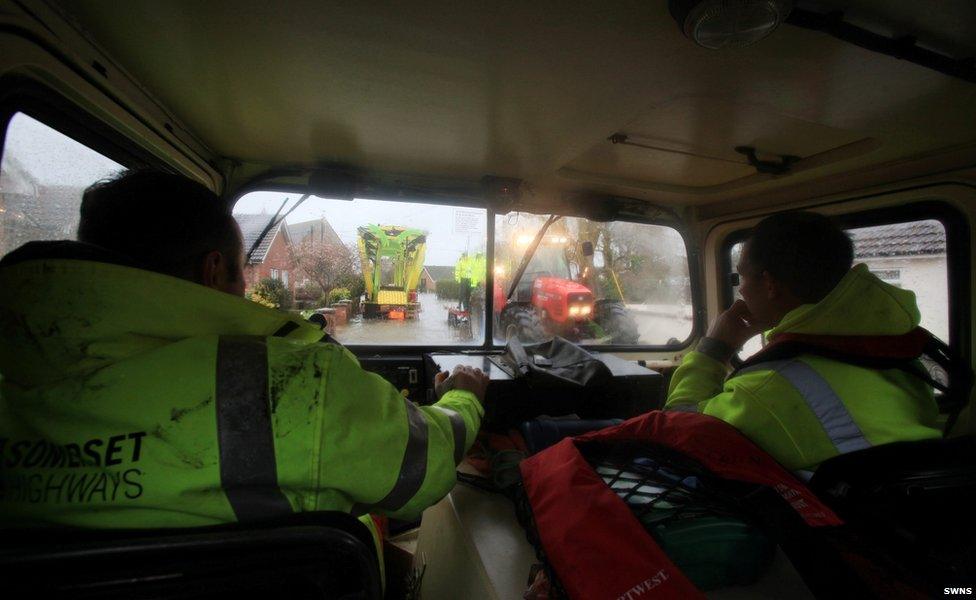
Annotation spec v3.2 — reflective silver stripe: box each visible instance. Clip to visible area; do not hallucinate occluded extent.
[354,399,429,515]
[737,359,871,454]
[434,406,467,465]
[215,336,293,521]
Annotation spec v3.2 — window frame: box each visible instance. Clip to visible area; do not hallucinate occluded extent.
[230,188,703,353]
[0,77,162,173]
[231,185,499,353]
[489,211,702,352]
[719,200,971,357]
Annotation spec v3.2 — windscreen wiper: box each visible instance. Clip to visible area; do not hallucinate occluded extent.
[245,193,311,263]
[506,214,562,301]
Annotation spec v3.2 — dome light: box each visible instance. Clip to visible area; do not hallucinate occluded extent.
[669,0,793,50]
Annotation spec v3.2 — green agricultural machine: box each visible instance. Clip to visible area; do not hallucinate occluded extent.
[357,224,427,319]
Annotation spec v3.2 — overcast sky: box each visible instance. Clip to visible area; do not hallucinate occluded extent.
[1,113,124,186]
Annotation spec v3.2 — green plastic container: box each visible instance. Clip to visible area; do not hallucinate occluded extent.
[648,516,776,591]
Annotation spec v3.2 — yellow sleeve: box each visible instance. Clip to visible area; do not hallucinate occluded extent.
[318,347,483,520]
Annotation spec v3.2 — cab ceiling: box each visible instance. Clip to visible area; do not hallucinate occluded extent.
[53,1,976,206]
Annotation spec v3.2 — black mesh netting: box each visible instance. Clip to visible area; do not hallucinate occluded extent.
[582,441,762,527]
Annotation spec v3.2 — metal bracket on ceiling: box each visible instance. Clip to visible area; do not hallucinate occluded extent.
[608,133,746,165]
[734,146,800,175]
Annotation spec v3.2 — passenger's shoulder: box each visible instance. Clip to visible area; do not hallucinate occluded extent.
[725,363,788,395]
[266,336,361,369]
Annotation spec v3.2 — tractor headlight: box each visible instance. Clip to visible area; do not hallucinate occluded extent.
[568,304,591,317]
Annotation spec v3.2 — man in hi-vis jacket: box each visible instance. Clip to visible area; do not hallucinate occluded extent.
[0,170,488,543]
[666,212,940,476]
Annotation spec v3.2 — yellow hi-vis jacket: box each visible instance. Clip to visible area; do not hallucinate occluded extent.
[470,254,487,288]
[666,264,940,473]
[0,248,482,529]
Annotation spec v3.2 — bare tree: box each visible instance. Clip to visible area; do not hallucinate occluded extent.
[291,241,360,298]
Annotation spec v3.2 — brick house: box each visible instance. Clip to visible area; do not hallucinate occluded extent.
[235,213,297,294]
[420,265,455,293]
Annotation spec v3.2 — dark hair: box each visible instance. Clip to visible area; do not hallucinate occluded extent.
[744,211,853,303]
[78,170,241,282]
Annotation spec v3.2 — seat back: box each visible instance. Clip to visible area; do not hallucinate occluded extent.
[809,436,976,587]
[0,512,382,599]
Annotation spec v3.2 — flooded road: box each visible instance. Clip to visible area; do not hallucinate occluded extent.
[336,293,481,345]
[333,293,693,347]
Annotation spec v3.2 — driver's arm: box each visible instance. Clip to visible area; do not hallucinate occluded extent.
[317,346,484,521]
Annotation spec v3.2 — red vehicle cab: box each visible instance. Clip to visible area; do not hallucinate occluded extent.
[532,277,594,325]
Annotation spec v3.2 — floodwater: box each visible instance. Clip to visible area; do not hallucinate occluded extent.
[336,293,481,345]
[333,293,693,347]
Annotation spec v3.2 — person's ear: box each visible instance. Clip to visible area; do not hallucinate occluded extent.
[200,250,224,289]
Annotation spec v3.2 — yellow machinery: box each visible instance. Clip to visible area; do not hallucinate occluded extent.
[357,224,427,319]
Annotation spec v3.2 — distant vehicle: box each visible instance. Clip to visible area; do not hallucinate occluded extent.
[357,224,427,319]
[495,218,639,344]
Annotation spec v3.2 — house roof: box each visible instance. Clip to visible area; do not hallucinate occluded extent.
[0,156,91,254]
[423,265,455,281]
[287,218,343,247]
[850,221,946,259]
[235,213,288,264]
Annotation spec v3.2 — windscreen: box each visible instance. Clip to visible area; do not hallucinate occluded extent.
[493,212,693,346]
[234,191,487,346]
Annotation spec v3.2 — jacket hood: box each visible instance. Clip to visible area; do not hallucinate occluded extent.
[767,263,921,338]
[0,243,322,387]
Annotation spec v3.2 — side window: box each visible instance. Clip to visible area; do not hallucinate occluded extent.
[728,218,949,360]
[848,220,948,342]
[0,112,125,257]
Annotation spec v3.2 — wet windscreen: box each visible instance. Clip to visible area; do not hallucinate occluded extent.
[493,212,693,346]
[233,192,487,345]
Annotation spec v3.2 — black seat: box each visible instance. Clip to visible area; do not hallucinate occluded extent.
[0,512,382,599]
[809,435,976,590]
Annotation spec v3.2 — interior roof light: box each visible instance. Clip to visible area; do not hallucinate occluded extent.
[669,0,793,50]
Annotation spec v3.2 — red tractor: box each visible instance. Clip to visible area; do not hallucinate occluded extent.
[493,229,639,344]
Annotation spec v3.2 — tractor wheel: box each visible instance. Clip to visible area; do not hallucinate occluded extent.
[500,304,546,343]
[595,301,640,344]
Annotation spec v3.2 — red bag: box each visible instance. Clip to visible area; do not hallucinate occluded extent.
[518,411,842,600]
